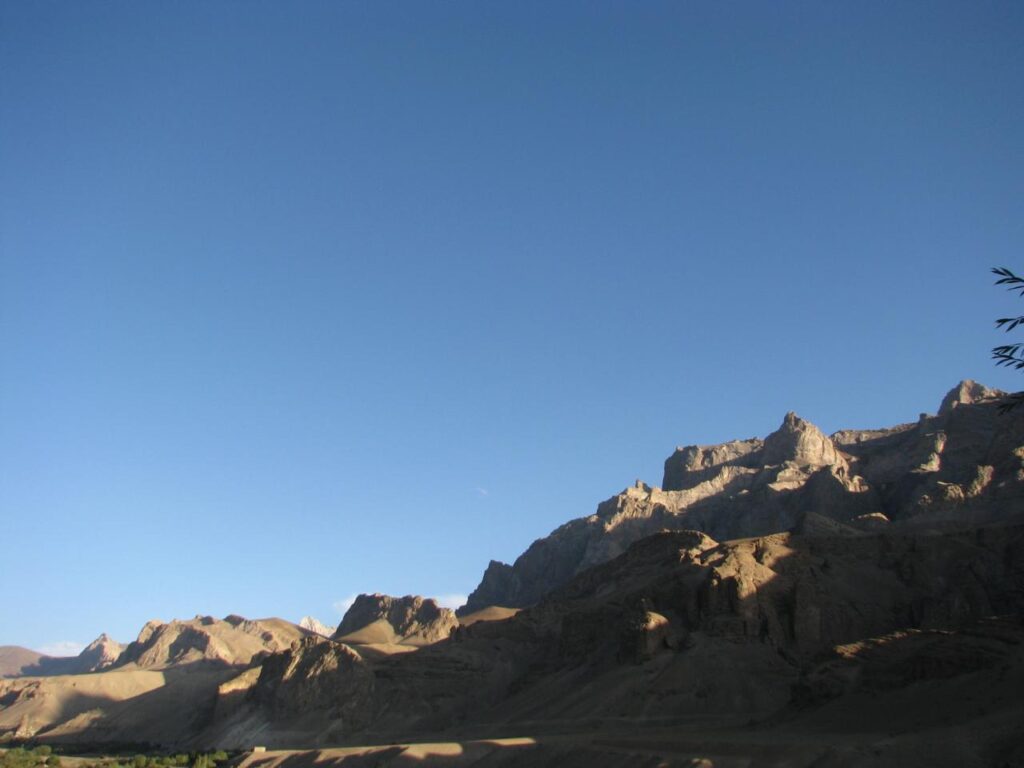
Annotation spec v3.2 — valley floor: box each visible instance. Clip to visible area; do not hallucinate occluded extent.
[230,712,1024,768]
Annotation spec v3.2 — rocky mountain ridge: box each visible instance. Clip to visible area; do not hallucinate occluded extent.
[115,615,313,670]
[2,380,1023,766]
[462,380,1024,614]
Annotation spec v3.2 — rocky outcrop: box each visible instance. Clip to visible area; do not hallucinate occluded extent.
[762,411,845,468]
[333,594,457,646]
[662,437,763,492]
[463,382,1024,614]
[938,378,1002,415]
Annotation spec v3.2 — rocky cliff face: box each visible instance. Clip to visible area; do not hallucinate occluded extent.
[462,381,1024,614]
[333,594,457,646]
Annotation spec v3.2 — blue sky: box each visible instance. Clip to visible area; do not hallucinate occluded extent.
[2,1,1023,654]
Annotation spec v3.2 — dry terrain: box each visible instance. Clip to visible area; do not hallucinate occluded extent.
[3,381,1022,767]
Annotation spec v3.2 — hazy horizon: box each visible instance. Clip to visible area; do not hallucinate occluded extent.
[3,1,1023,654]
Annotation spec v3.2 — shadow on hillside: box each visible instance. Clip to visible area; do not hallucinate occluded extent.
[14,524,1024,763]
[426,523,1024,741]
[8,662,246,748]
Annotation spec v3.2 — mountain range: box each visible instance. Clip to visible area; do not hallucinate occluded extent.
[1,381,1022,767]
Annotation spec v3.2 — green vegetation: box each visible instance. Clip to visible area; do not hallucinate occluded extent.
[1,748,59,768]
[0,749,233,768]
[95,753,231,768]
[993,266,1024,411]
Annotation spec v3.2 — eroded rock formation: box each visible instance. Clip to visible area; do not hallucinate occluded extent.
[463,381,1024,614]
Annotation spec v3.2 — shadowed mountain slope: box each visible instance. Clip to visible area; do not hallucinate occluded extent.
[199,522,1024,752]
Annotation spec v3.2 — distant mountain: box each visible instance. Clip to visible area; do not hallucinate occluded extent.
[115,615,310,670]
[0,634,124,678]
[298,616,334,637]
[0,646,45,678]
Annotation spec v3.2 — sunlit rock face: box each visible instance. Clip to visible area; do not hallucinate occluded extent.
[333,594,458,646]
[298,616,334,637]
[462,381,1024,614]
[762,411,845,469]
[938,379,1001,415]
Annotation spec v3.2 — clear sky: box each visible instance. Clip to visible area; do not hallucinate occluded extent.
[2,1,1023,655]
